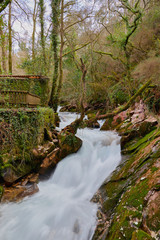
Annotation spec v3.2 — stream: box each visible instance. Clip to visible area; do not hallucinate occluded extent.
[0,112,121,240]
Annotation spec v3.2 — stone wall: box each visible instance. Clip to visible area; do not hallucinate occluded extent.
[0,107,56,184]
[0,76,50,106]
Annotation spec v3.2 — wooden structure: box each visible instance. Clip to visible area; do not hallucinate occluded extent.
[0,90,41,107]
[0,75,50,107]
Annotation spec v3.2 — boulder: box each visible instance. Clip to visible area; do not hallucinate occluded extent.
[101,110,128,131]
[58,132,82,159]
[39,148,60,175]
[1,183,39,203]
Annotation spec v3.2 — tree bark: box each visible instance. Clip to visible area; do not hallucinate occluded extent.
[0,17,7,73]
[39,0,46,73]
[48,0,60,110]
[54,0,64,112]
[96,79,152,120]
[32,0,38,72]
[8,1,12,74]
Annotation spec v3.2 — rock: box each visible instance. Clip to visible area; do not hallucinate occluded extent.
[39,148,60,175]
[58,132,82,159]
[93,122,100,128]
[2,167,23,186]
[131,100,146,124]
[138,117,158,136]
[144,190,160,233]
[27,173,39,184]
[32,142,55,160]
[101,110,128,131]
[1,183,39,203]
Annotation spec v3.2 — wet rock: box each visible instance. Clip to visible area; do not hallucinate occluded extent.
[131,100,146,124]
[144,190,160,234]
[138,117,158,136]
[58,133,82,159]
[2,167,31,186]
[32,142,55,159]
[1,183,39,203]
[93,123,160,239]
[101,110,128,131]
[39,148,60,175]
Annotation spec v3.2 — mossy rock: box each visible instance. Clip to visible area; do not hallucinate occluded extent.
[58,132,82,159]
[101,117,114,131]
[131,230,153,240]
[0,107,56,183]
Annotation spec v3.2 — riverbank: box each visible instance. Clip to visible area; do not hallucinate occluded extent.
[92,102,160,240]
[0,108,82,202]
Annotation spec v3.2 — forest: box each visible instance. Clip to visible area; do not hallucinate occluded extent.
[0,0,159,112]
[0,0,160,240]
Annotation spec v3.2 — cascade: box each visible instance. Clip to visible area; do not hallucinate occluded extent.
[0,112,121,240]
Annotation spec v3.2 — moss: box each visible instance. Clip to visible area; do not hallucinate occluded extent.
[126,129,157,153]
[0,185,4,201]
[151,166,158,173]
[0,76,50,106]
[131,230,153,240]
[105,178,150,240]
[0,107,56,181]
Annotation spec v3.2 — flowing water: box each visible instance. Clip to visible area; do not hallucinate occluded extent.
[0,112,121,240]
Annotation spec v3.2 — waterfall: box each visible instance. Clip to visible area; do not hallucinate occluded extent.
[0,112,121,240]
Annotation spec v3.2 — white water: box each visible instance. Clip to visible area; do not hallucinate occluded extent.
[0,112,121,240]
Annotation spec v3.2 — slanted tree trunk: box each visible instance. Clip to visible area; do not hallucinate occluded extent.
[8,1,12,74]
[95,79,152,120]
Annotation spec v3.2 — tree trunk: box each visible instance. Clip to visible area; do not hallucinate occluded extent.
[39,0,46,73]
[8,1,12,74]
[0,17,7,73]
[48,0,60,110]
[79,58,87,121]
[96,79,152,120]
[32,0,38,72]
[54,0,64,112]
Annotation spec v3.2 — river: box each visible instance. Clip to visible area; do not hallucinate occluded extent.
[0,111,121,240]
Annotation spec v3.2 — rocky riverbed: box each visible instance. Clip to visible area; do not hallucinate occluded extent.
[92,101,160,240]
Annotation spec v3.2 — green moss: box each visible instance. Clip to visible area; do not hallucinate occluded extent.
[0,107,56,180]
[126,129,156,153]
[0,77,50,106]
[105,178,149,240]
[131,230,153,240]
[0,185,4,200]
[151,167,158,173]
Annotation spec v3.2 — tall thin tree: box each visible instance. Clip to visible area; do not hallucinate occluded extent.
[48,0,61,110]
[39,0,47,73]
[8,1,12,74]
